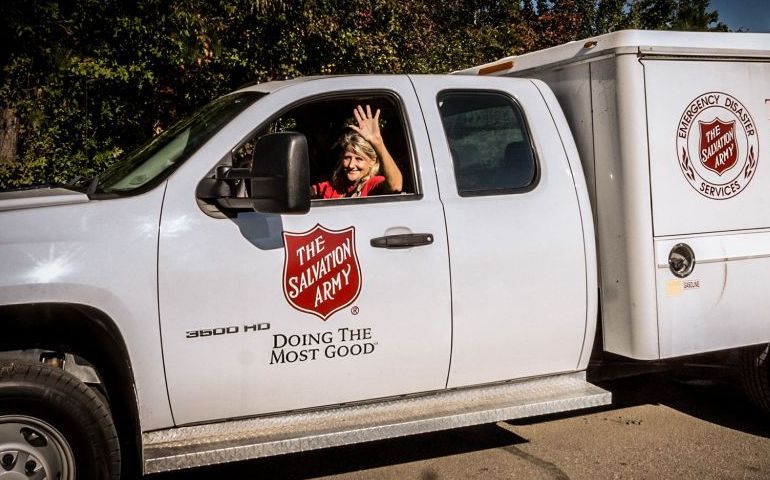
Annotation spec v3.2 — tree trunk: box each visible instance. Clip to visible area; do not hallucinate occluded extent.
[0,108,19,167]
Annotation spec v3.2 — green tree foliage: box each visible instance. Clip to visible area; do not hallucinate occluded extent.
[0,0,726,189]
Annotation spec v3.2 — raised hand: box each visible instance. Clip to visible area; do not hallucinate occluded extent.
[349,105,383,148]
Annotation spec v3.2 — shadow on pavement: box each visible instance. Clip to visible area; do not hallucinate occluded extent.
[599,369,770,439]
[503,363,770,440]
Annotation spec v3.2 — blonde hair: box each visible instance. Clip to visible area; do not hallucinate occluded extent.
[331,131,379,192]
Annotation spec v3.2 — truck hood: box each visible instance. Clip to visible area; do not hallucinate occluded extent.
[0,187,90,212]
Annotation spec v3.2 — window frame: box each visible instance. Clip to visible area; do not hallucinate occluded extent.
[437,89,541,198]
[227,90,424,209]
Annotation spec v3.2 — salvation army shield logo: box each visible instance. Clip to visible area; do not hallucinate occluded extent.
[282,224,361,321]
[699,119,737,175]
[676,92,758,200]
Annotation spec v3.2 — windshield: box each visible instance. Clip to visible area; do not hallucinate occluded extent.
[95,91,263,195]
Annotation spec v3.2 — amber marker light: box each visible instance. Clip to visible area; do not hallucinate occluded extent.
[478,60,514,75]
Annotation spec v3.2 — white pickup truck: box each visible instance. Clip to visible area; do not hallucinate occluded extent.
[1,30,769,478]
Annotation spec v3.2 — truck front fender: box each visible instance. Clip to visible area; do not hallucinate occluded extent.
[0,302,143,475]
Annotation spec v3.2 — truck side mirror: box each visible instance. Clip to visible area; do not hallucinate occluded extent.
[197,132,310,215]
[248,132,311,214]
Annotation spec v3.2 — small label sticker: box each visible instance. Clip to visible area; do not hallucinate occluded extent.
[683,279,701,290]
[667,279,701,297]
[667,279,683,297]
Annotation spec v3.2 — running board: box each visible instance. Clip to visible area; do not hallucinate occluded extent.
[143,371,610,473]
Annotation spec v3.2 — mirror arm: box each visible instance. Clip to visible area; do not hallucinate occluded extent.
[216,165,251,180]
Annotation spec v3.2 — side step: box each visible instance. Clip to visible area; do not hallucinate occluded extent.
[143,371,610,473]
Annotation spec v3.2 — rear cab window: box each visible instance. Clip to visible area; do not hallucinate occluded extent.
[437,91,537,196]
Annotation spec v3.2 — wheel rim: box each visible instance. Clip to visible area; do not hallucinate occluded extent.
[0,416,75,480]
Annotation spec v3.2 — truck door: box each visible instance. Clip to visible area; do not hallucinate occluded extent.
[158,77,451,425]
[410,75,590,387]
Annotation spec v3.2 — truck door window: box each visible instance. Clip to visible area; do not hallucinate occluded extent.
[232,94,416,204]
[437,91,537,196]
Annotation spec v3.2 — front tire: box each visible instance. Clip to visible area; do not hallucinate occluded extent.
[0,361,120,479]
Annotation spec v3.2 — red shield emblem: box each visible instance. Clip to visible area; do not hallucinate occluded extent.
[282,224,361,321]
[699,118,738,176]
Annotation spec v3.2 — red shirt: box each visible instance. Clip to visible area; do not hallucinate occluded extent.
[312,176,386,199]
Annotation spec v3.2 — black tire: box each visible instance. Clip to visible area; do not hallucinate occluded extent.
[0,361,121,479]
[740,343,770,415]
